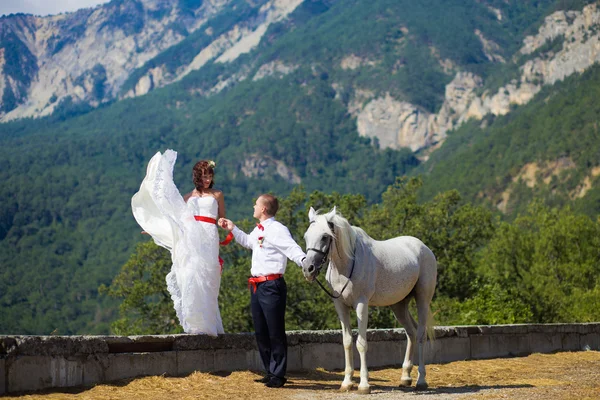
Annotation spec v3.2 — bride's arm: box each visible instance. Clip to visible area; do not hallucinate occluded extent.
[215,190,226,219]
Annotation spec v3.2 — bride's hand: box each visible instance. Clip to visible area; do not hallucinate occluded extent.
[218,218,233,230]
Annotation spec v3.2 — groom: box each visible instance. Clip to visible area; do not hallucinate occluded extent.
[219,194,306,388]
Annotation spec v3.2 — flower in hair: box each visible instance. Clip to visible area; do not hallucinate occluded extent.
[208,160,216,168]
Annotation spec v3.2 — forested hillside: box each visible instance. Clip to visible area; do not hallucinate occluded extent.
[418,62,600,217]
[1,0,599,335]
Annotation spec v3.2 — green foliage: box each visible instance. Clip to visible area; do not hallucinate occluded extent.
[476,202,600,323]
[0,30,37,112]
[1,31,37,87]
[99,241,181,335]
[74,64,108,100]
[178,0,204,10]
[1,88,18,114]
[99,0,145,36]
[433,282,534,325]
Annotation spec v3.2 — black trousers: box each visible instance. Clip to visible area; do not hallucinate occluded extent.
[250,276,287,379]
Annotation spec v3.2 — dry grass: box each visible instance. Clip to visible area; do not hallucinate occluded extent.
[5,351,600,400]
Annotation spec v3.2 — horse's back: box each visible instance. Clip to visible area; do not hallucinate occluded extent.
[365,236,435,306]
[388,236,437,279]
[379,236,434,263]
[398,236,437,291]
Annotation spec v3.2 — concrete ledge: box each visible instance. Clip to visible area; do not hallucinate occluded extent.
[1,323,599,394]
[0,358,5,395]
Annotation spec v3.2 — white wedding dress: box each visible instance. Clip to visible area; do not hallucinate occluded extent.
[131,150,224,336]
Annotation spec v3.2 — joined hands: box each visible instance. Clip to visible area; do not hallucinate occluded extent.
[219,218,234,231]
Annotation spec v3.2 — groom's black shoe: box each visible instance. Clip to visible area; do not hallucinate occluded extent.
[265,376,287,388]
[254,375,272,383]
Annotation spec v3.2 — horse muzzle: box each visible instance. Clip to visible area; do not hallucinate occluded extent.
[302,265,318,281]
[302,258,320,282]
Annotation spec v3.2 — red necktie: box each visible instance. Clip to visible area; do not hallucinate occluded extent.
[257,223,264,231]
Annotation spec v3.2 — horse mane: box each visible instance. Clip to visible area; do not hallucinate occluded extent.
[313,209,365,260]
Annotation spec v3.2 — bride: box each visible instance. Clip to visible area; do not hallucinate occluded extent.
[131,149,226,336]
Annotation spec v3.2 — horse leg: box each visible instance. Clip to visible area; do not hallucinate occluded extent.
[414,292,434,390]
[334,300,354,392]
[390,299,417,387]
[355,299,370,394]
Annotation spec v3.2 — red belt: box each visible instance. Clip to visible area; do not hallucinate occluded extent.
[194,216,234,245]
[194,216,235,272]
[248,274,282,293]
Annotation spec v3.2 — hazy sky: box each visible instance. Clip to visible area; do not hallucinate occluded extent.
[0,0,111,17]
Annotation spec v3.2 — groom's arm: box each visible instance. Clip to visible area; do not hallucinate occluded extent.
[220,218,255,250]
[232,226,255,250]
[270,224,306,267]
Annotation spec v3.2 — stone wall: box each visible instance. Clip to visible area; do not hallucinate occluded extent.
[1,323,599,395]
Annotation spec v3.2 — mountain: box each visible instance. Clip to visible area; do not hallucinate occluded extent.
[0,0,272,119]
[1,0,599,335]
[414,2,600,216]
[417,60,600,217]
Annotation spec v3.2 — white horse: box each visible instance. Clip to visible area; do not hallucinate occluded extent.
[302,207,437,394]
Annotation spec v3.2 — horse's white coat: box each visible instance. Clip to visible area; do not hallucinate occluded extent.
[303,207,437,393]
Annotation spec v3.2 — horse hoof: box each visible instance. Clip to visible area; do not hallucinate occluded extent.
[357,385,371,395]
[339,383,354,392]
[415,382,429,391]
[399,378,412,387]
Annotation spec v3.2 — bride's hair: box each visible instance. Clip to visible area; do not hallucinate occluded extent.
[193,160,215,190]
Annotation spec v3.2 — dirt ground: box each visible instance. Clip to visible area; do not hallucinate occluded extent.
[5,351,600,400]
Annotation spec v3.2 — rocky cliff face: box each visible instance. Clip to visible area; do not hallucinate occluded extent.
[0,0,210,120]
[125,0,303,98]
[355,3,600,156]
[241,154,301,184]
[0,0,304,121]
[0,15,39,115]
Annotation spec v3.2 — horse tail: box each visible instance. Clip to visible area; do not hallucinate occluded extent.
[419,242,437,343]
[426,307,436,343]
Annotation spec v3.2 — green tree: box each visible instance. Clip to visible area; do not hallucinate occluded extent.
[477,202,600,323]
[434,282,534,325]
[99,241,180,335]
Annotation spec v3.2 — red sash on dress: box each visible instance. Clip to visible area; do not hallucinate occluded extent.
[194,215,234,272]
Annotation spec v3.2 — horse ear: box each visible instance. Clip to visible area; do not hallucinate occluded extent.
[308,207,316,222]
[325,206,337,222]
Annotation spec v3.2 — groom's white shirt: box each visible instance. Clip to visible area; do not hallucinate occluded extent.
[232,217,305,276]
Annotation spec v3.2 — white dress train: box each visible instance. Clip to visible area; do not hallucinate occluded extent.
[131,149,224,336]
